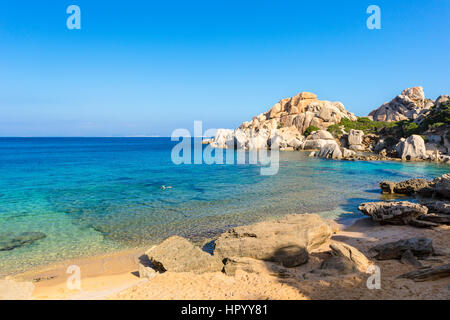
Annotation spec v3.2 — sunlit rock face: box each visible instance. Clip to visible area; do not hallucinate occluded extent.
[210,92,356,150]
[369,86,434,122]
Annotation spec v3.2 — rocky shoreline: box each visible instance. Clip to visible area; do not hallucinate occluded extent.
[3,174,449,300]
[109,174,450,300]
[206,87,450,163]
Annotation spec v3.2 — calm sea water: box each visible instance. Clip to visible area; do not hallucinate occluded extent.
[0,137,448,275]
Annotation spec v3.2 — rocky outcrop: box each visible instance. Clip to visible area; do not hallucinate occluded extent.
[145,236,223,274]
[399,263,450,282]
[316,143,342,159]
[303,130,337,150]
[380,178,431,195]
[395,135,427,160]
[369,238,435,260]
[380,174,450,199]
[347,129,365,151]
[434,173,450,199]
[0,232,46,251]
[209,91,356,150]
[329,242,371,272]
[214,214,333,267]
[419,200,450,215]
[369,87,433,122]
[358,201,428,225]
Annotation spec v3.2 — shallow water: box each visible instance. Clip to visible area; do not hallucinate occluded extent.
[0,137,448,275]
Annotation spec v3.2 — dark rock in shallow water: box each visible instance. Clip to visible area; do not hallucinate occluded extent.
[379,174,450,199]
[369,237,434,260]
[380,179,431,195]
[0,232,46,251]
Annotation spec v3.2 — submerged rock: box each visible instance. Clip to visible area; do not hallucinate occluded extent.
[358,201,428,225]
[145,236,223,274]
[380,178,431,195]
[0,232,46,251]
[214,214,333,267]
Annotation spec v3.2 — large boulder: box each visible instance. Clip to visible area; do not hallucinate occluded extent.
[369,87,433,122]
[347,129,365,151]
[358,201,428,225]
[369,238,435,260]
[214,214,333,267]
[316,143,342,159]
[395,135,427,160]
[145,236,223,274]
[306,130,334,141]
[303,130,337,150]
[329,242,371,272]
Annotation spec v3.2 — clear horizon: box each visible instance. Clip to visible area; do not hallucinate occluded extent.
[1,0,449,137]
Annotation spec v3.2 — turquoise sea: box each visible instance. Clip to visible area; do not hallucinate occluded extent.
[0,137,448,276]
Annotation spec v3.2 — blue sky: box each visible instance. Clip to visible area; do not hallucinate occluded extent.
[0,0,449,137]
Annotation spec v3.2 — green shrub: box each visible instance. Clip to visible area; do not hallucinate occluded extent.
[327,124,343,137]
[403,122,419,136]
[304,125,320,136]
[277,122,284,129]
[339,117,397,134]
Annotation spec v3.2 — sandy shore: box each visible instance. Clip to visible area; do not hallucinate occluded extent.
[4,216,449,300]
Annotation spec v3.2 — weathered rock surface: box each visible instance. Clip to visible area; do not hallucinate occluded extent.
[138,263,158,279]
[0,232,46,251]
[399,263,450,282]
[358,201,428,225]
[214,214,333,267]
[329,242,371,272]
[395,135,427,160]
[319,256,358,275]
[380,174,450,200]
[209,91,356,150]
[347,129,365,151]
[380,178,431,195]
[434,173,450,199]
[316,143,342,159]
[369,87,433,122]
[145,236,223,274]
[303,130,337,150]
[419,200,450,215]
[369,237,434,260]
